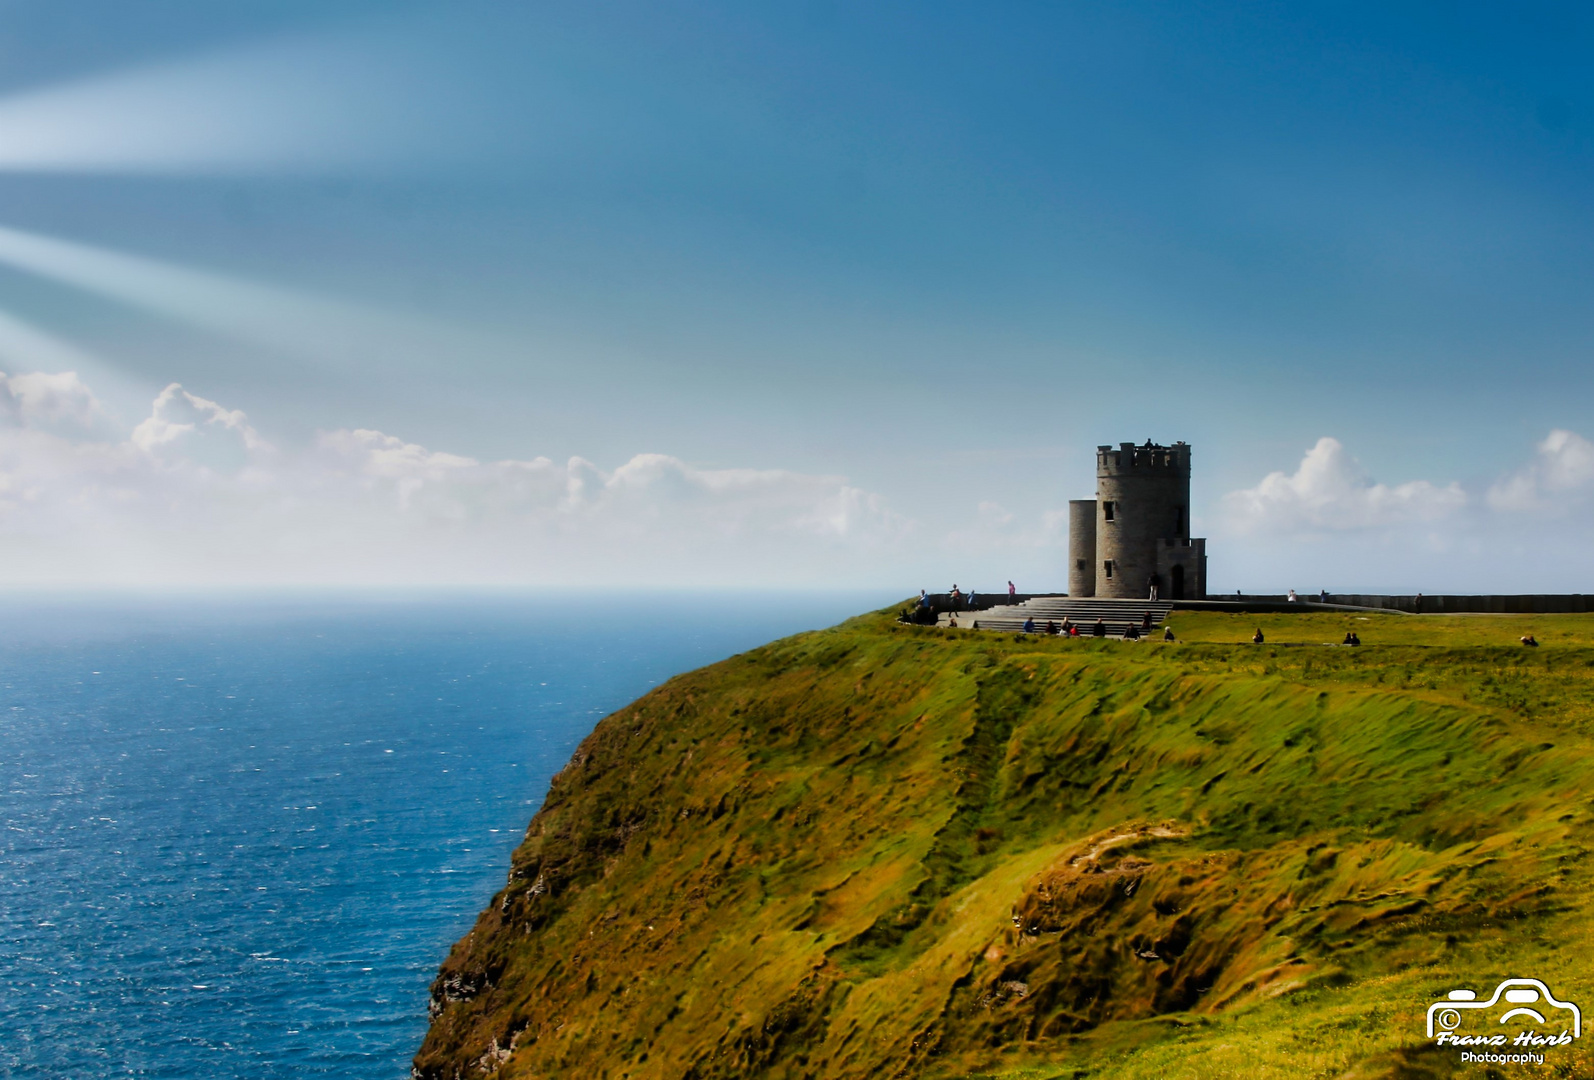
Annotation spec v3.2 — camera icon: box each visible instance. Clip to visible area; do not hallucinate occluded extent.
[1426,979,1581,1038]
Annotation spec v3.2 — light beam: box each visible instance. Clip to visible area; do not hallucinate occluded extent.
[0,222,478,369]
[0,25,494,175]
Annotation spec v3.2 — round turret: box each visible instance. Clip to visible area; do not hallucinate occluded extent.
[1067,500,1097,597]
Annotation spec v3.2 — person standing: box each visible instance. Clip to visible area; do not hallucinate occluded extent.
[1008,580,1016,600]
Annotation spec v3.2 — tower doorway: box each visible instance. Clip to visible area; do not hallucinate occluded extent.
[1171,564,1185,600]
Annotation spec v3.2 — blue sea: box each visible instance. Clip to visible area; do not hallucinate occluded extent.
[0,591,891,1078]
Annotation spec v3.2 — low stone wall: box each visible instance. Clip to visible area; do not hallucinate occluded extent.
[919,592,1064,613]
[1334,594,1587,614]
[1183,594,1590,614]
[910,592,1591,618]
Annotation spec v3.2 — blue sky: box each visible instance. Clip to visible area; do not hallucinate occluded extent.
[0,1,1590,590]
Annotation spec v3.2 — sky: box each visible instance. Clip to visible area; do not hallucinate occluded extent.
[0,0,1591,591]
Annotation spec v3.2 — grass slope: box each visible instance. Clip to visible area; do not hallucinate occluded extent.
[413,607,1594,1080]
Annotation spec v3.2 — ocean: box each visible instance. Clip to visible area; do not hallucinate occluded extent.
[0,590,892,1078]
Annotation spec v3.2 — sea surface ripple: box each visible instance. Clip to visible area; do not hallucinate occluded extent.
[0,591,889,1078]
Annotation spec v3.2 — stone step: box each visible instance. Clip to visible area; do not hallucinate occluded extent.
[938,597,1173,635]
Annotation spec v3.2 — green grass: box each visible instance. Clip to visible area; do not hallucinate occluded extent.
[413,606,1594,1080]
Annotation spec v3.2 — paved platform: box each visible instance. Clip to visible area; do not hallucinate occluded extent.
[938,596,1171,636]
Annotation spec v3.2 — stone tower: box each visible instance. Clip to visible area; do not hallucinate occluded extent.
[1070,441,1206,600]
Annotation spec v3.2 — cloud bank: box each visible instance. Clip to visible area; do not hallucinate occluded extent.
[1487,429,1594,513]
[1222,436,1467,533]
[1214,433,1594,593]
[0,372,913,587]
[3,373,1591,592]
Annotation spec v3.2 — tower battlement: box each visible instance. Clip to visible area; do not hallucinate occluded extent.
[1097,441,1190,474]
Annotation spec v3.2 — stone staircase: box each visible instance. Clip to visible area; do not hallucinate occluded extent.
[938,597,1173,636]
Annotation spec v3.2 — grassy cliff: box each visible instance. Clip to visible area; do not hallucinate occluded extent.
[413,607,1594,1079]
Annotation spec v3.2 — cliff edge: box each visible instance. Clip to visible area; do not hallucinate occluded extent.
[414,607,1594,1079]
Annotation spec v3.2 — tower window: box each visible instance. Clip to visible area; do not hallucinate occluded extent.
[1104,560,1114,579]
[1176,507,1185,534]
[1103,501,1115,521]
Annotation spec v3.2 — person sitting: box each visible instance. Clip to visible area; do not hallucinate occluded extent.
[1092,619,1107,638]
[1349,632,1361,646]
[1521,634,1539,647]
[1287,589,1298,602]
[1252,628,1265,644]
[1046,620,1058,635]
[1342,631,1356,645]
[1141,611,1153,629]
[1068,624,1080,637]
[1163,626,1175,642]
[1023,616,1036,634]
[1124,623,1140,640]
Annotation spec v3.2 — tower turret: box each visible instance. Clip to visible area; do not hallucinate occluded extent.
[1067,500,1097,598]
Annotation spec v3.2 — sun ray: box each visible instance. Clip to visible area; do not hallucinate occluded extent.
[0,23,493,175]
[0,222,484,371]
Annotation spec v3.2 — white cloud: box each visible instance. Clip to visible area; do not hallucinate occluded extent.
[130,383,271,472]
[0,369,108,435]
[17,380,1587,592]
[1215,431,1594,593]
[1487,429,1594,512]
[1222,436,1466,533]
[0,371,914,586]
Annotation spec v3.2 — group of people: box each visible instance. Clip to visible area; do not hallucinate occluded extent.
[1014,614,1173,641]
[940,580,1020,612]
